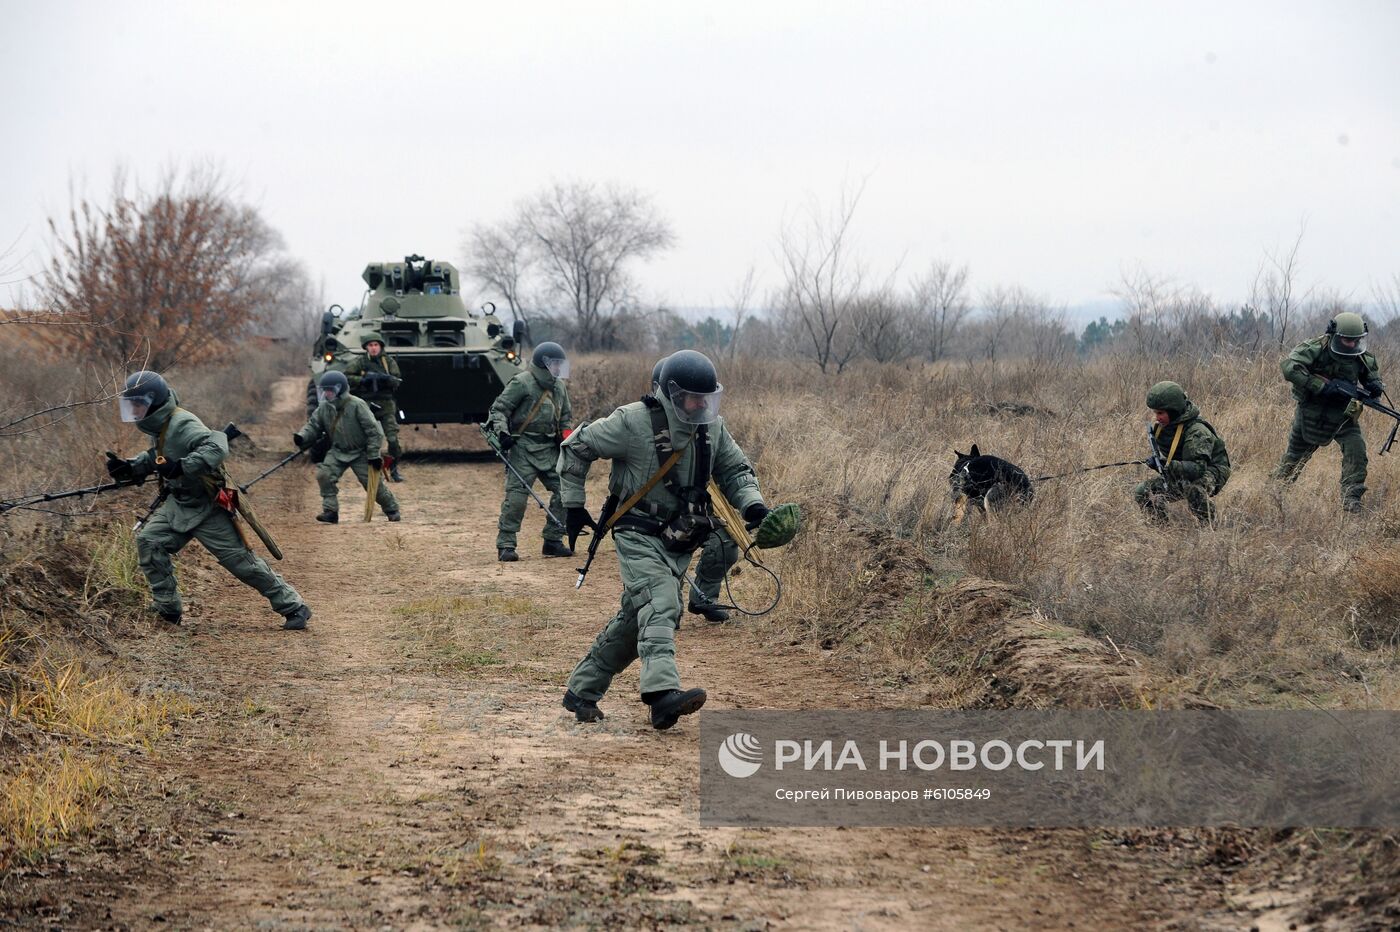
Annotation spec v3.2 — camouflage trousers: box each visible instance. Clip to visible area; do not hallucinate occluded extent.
[567,530,694,701]
[1133,476,1216,523]
[137,505,301,616]
[316,452,399,515]
[1271,410,1367,507]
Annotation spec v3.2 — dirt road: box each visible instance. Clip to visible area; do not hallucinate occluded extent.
[29,380,1259,929]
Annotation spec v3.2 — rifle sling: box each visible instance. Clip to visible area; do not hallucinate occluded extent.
[603,447,685,534]
[514,387,553,437]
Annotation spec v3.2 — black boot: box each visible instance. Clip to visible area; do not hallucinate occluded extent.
[498,548,519,562]
[386,509,402,522]
[150,604,182,626]
[316,510,339,524]
[562,689,604,723]
[688,599,730,622]
[645,688,707,730]
[389,465,404,482]
[281,604,312,631]
[542,539,573,558]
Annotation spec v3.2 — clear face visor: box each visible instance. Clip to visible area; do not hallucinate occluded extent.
[119,395,153,423]
[544,357,571,380]
[666,380,723,425]
[1332,333,1367,356]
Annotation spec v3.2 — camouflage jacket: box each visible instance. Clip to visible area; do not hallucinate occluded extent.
[345,353,402,402]
[1153,403,1231,490]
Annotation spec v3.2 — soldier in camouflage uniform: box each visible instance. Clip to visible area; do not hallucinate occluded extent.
[559,350,771,730]
[106,371,311,630]
[294,371,401,523]
[1272,312,1384,512]
[1132,381,1231,523]
[344,332,405,482]
[488,342,573,562]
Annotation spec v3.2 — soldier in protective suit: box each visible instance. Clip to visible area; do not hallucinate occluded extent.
[1132,381,1231,523]
[1272,312,1384,512]
[344,331,405,481]
[559,350,771,730]
[488,342,572,562]
[649,355,738,622]
[105,371,311,629]
[294,371,401,523]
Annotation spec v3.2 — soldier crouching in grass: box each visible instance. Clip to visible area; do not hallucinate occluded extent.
[1133,381,1231,524]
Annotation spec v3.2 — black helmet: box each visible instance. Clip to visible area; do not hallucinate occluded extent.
[659,350,723,425]
[531,341,570,379]
[119,371,170,422]
[318,370,349,402]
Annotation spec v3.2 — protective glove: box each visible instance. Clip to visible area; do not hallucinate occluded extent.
[743,502,771,530]
[383,454,396,472]
[293,433,305,449]
[1364,380,1386,398]
[1143,455,1166,474]
[566,506,596,547]
[368,457,383,470]
[155,458,184,480]
[498,432,517,451]
[1322,378,1358,399]
[105,451,136,482]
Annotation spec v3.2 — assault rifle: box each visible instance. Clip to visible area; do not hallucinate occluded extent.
[1324,378,1400,456]
[574,494,618,590]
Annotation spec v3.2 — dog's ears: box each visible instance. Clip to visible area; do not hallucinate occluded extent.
[970,443,981,458]
[954,449,966,459]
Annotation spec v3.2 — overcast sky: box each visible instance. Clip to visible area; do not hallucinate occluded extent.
[3,0,1398,316]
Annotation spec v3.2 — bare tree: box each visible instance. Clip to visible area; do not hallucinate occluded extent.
[466,180,675,350]
[1248,225,1311,349]
[907,260,970,362]
[725,265,758,362]
[853,286,911,363]
[774,184,870,373]
[464,219,535,322]
[38,167,297,371]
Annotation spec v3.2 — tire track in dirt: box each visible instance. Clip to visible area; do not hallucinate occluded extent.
[89,377,1244,929]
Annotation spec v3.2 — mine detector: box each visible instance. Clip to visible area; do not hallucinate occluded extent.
[308,255,528,424]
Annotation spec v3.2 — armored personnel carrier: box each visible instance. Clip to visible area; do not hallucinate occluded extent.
[309,255,527,424]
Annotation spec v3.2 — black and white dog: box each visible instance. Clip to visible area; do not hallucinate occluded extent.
[948,444,1034,522]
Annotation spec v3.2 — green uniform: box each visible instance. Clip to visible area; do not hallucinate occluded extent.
[561,398,763,700]
[1272,335,1381,507]
[129,396,302,617]
[345,352,403,459]
[487,365,571,549]
[691,529,738,606]
[1132,383,1231,523]
[295,394,399,516]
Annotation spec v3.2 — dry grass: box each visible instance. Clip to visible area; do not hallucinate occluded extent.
[572,349,1400,709]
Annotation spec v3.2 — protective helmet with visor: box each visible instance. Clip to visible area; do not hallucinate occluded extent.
[1328,312,1368,357]
[119,370,171,423]
[659,350,723,425]
[318,370,349,404]
[531,341,570,380]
